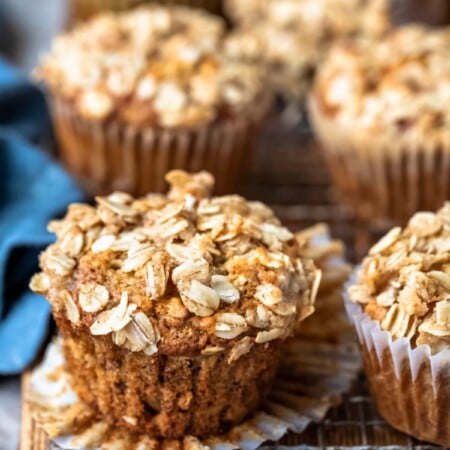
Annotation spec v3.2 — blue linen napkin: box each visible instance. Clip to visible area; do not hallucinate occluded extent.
[0,59,83,375]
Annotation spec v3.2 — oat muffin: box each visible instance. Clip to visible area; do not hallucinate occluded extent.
[30,171,319,439]
[311,25,450,225]
[36,6,269,196]
[71,0,223,23]
[348,207,450,446]
[225,0,389,104]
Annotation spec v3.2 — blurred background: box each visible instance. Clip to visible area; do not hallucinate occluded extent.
[2,1,450,449]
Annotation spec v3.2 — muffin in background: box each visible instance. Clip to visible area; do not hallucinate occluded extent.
[71,0,223,22]
[224,0,389,105]
[310,25,450,226]
[36,6,269,196]
[30,170,320,439]
[347,206,450,446]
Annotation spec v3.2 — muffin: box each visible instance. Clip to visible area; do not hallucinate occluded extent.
[224,0,389,105]
[347,206,450,446]
[35,6,269,196]
[310,25,450,226]
[71,0,223,23]
[29,170,320,439]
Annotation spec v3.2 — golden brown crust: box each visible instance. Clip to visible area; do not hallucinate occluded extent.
[35,6,267,127]
[31,171,318,358]
[349,206,450,354]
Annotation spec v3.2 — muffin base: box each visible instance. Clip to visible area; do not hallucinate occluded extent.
[361,344,450,446]
[345,273,450,447]
[50,95,262,197]
[309,98,450,226]
[57,318,281,439]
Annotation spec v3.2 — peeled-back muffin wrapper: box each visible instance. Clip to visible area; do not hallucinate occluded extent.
[309,97,450,226]
[27,228,361,450]
[344,269,450,447]
[70,0,223,22]
[49,95,267,197]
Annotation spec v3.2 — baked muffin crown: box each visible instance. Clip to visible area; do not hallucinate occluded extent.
[31,171,319,357]
[35,6,267,127]
[314,25,450,135]
[349,205,450,354]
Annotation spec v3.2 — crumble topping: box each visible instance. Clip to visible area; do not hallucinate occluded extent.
[225,0,389,102]
[31,171,319,357]
[349,205,450,354]
[314,25,450,141]
[35,6,267,127]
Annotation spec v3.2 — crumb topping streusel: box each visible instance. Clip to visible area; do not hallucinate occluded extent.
[31,171,319,359]
[35,6,266,127]
[225,0,389,101]
[314,25,450,140]
[349,205,450,354]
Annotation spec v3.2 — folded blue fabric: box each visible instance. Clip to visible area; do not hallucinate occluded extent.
[0,59,83,375]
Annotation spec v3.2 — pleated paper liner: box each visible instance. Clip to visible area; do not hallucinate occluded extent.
[70,0,223,22]
[49,95,268,197]
[25,226,361,450]
[344,270,450,447]
[309,97,450,227]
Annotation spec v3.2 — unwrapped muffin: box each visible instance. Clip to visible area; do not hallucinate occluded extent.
[36,6,269,196]
[347,206,450,446]
[225,0,389,104]
[30,171,320,439]
[310,25,450,225]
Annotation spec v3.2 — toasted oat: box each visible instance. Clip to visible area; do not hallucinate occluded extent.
[255,328,285,343]
[59,225,85,257]
[113,311,160,355]
[215,313,248,339]
[201,346,225,355]
[96,196,139,222]
[122,245,154,273]
[254,283,283,307]
[42,250,76,277]
[145,252,169,299]
[179,280,220,317]
[29,272,51,294]
[436,300,450,325]
[172,259,210,285]
[227,336,253,363]
[90,292,136,335]
[369,227,401,255]
[62,291,80,325]
[79,283,110,313]
[210,275,240,303]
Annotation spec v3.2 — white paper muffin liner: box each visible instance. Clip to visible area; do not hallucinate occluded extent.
[49,95,268,197]
[27,228,361,450]
[309,97,450,226]
[344,269,450,447]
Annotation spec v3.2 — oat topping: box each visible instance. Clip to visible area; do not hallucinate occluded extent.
[35,6,267,127]
[314,25,450,142]
[350,205,450,353]
[31,171,318,357]
[225,0,389,102]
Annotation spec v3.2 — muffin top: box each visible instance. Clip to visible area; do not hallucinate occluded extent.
[35,6,267,128]
[349,206,450,354]
[30,171,319,359]
[225,0,389,101]
[313,25,450,139]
